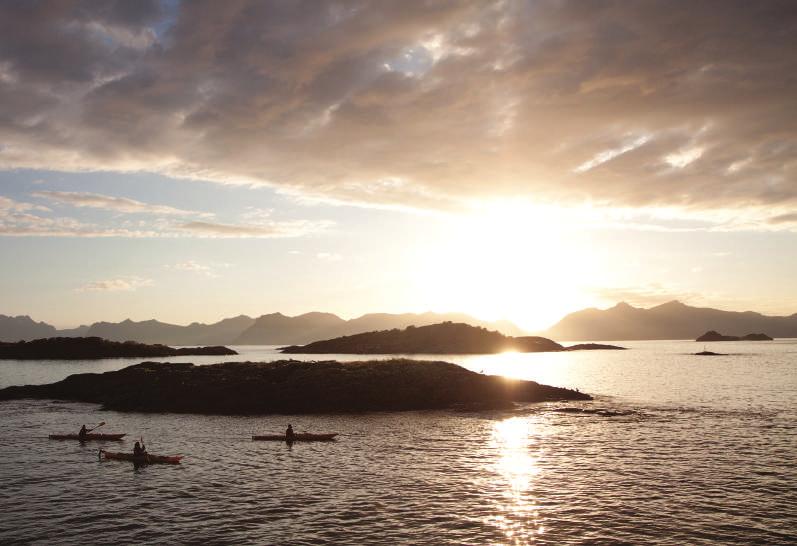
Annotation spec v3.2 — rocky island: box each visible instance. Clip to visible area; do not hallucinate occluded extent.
[0,337,237,360]
[280,322,625,354]
[0,359,591,413]
[564,343,628,351]
[695,331,773,342]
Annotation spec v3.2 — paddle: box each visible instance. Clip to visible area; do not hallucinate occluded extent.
[86,421,106,433]
[138,436,150,463]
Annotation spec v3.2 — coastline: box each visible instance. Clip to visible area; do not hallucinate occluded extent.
[0,358,591,414]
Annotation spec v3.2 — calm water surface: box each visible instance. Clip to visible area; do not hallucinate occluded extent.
[0,340,795,545]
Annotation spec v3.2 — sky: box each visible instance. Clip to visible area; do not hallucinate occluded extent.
[1,0,796,331]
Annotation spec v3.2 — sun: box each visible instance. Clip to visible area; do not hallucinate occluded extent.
[412,200,594,332]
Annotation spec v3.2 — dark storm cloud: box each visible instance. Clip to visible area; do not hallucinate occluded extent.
[0,0,795,219]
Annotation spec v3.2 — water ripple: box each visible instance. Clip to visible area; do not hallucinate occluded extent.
[1,341,796,544]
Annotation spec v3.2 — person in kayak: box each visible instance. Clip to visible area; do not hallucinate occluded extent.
[286,424,295,441]
[133,441,146,457]
[78,425,88,440]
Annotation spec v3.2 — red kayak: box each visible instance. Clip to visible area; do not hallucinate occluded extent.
[252,433,338,442]
[49,433,126,441]
[99,450,183,464]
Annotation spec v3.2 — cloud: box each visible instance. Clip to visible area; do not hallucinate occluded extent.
[574,134,652,173]
[316,252,343,261]
[0,1,795,222]
[76,276,153,292]
[663,147,705,169]
[0,196,49,213]
[0,196,157,236]
[167,260,211,273]
[165,260,229,278]
[32,191,209,217]
[768,213,797,225]
[178,219,332,238]
[0,194,332,238]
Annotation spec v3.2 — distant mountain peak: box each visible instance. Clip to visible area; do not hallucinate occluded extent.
[259,312,286,319]
[2,314,37,322]
[297,311,342,319]
[2,310,525,345]
[546,300,797,341]
[653,300,686,309]
[0,314,57,342]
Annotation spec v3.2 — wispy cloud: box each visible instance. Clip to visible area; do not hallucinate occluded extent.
[0,194,333,238]
[663,147,705,169]
[0,196,157,237]
[316,252,343,262]
[76,276,153,292]
[165,260,230,278]
[178,220,333,238]
[574,134,652,174]
[0,196,49,213]
[32,191,210,217]
[767,213,797,225]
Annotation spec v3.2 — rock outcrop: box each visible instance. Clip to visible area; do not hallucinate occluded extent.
[740,333,774,341]
[0,337,237,360]
[695,331,773,342]
[0,359,592,413]
[564,343,627,351]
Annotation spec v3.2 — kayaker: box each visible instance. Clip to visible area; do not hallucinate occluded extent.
[286,424,295,441]
[78,425,88,440]
[133,441,146,457]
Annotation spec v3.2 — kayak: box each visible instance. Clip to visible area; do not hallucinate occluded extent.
[49,433,126,441]
[99,450,183,464]
[252,433,338,442]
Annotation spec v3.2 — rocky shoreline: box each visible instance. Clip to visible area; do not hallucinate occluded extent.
[0,337,237,360]
[0,359,592,413]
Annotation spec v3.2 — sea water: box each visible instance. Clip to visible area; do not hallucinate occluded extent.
[0,340,794,545]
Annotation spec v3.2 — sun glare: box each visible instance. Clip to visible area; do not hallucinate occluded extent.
[414,201,593,332]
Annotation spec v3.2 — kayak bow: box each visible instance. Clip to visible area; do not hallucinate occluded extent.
[99,450,183,464]
[49,433,126,441]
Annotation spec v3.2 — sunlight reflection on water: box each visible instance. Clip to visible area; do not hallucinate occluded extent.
[487,417,544,545]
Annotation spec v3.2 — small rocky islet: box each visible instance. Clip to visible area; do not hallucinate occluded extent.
[0,359,591,414]
[0,337,237,360]
[695,330,773,342]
